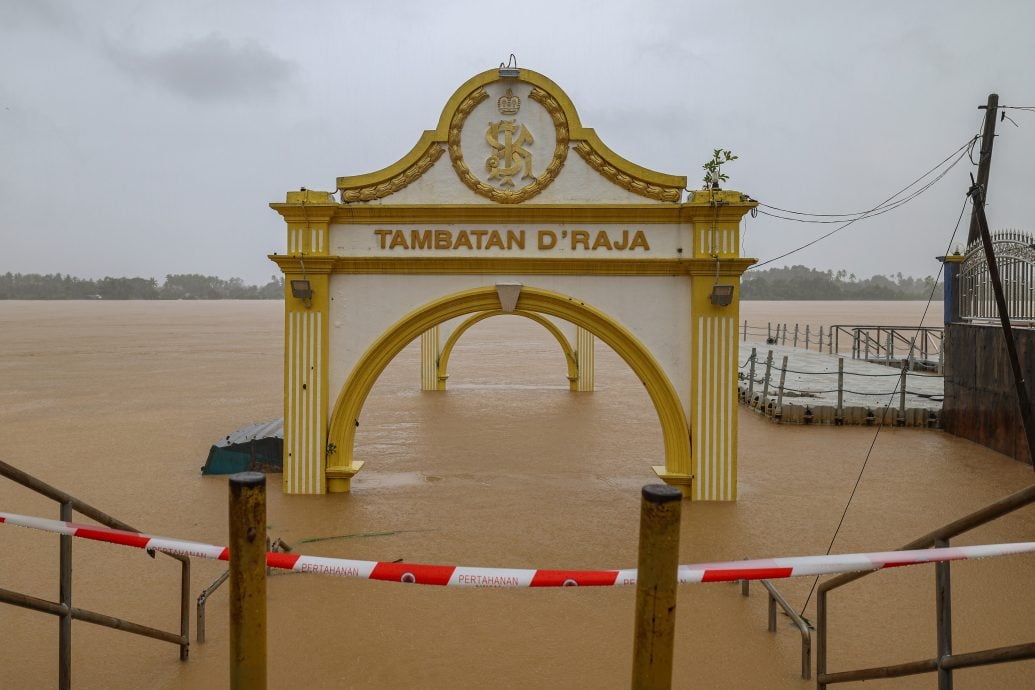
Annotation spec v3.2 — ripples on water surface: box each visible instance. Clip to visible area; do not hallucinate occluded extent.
[0,301,1031,688]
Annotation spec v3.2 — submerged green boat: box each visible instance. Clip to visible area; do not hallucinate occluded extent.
[202,418,283,475]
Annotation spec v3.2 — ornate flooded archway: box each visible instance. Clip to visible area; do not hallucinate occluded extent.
[435,309,579,391]
[270,66,755,499]
[324,286,692,494]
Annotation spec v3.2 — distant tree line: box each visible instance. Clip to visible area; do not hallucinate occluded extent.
[741,265,941,300]
[0,273,284,300]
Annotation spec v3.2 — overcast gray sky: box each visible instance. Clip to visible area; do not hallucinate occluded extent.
[2,0,1033,284]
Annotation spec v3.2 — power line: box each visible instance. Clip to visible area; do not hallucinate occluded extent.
[755,137,977,219]
[797,194,972,618]
[749,138,974,269]
[756,155,963,225]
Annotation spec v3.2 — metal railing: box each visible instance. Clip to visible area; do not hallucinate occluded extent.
[816,483,1035,689]
[741,322,945,372]
[739,348,943,428]
[833,325,944,372]
[739,577,812,680]
[957,229,1035,321]
[0,459,190,689]
[197,535,291,642]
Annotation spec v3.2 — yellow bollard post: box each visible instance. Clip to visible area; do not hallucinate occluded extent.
[229,472,267,689]
[631,484,683,690]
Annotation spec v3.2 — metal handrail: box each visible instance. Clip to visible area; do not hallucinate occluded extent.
[740,578,812,680]
[196,535,293,643]
[816,483,1035,689]
[196,570,229,643]
[0,459,190,689]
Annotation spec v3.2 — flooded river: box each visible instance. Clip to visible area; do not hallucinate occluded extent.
[0,300,1032,688]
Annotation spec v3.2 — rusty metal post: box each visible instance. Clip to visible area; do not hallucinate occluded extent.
[898,360,908,426]
[229,472,267,689]
[935,538,954,690]
[761,350,774,411]
[836,357,845,425]
[58,500,72,690]
[179,558,190,660]
[632,484,682,690]
[747,347,757,401]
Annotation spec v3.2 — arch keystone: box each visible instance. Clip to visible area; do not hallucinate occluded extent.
[496,283,522,312]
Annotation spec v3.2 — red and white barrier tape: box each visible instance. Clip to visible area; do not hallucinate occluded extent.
[2,511,1032,588]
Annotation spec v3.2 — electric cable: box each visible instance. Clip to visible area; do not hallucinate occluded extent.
[751,150,970,269]
[754,137,976,219]
[797,195,971,618]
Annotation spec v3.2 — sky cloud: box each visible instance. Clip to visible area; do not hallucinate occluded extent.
[0,1,1033,284]
[106,33,297,103]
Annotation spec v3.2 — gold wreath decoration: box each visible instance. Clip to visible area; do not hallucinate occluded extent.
[573,142,681,202]
[448,87,569,203]
[340,144,445,202]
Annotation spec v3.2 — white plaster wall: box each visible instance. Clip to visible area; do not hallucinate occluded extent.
[328,274,692,416]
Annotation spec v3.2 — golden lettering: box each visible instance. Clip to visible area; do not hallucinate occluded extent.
[507,230,525,250]
[411,230,432,250]
[591,231,612,251]
[369,228,648,252]
[454,230,473,250]
[629,230,650,251]
[485,230,505,250]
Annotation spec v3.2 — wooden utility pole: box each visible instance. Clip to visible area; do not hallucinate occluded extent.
[966,93,999,245]
[968,183,1035,470]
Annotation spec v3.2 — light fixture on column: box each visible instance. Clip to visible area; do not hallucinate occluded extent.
[709,254,734,306]
[498,54,519,78]
[292,253,313,308]
[710,284,734,306]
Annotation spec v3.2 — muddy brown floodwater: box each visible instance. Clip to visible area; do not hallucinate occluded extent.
[0,300,1032,689]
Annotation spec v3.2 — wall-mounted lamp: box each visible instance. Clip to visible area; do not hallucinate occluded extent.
[498,53,519,78]
[291,279,313,307]
[710,284,735,306]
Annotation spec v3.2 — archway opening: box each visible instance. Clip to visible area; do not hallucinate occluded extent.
[438,310,578,391]
[326,286,692,494]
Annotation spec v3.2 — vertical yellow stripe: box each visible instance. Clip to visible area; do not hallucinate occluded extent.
[712,316,720,498]
[295,312,303,494]
[315,312,323,494]
[710,316,717,500]
[576,327,594,391]
[699,316,707,498]
[723,316,729,498]
[725,316,734,500]
[290,312,299,493]
[307,312,316,493]
[285,313,293,492]
[302,312,309,493]
[420,327,439,390]
[293,311,301,494]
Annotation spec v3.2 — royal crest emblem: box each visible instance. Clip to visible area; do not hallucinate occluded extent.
[485,120,534,187]
[448,85,568,203]
[497,88,520,115]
